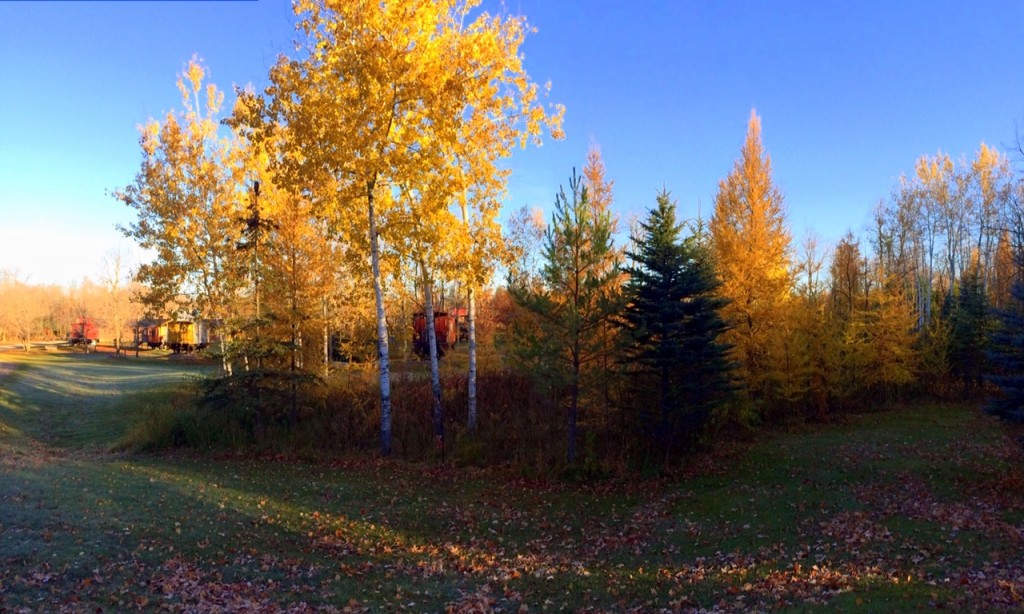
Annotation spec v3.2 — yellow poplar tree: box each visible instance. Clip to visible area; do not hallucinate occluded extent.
[710,110,793,404]
[455,188,506,433]
[972,143,1012,294]
[389,176,460,453]
[117,58,245,373]
[993,230,1015,310]
[251,0,561,455]
[431,5,563,435]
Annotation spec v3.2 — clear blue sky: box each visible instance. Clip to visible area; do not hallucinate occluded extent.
[3,0,1024,286]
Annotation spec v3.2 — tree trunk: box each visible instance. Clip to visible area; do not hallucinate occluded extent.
[466,285,478,432]
[568,345,580,465]
[290,292,300,426]
[422,264,445,459]
[568,379,578,465]
[322,298,330,379]
[368,180,393,456]
[218,311,232,376]
[458,202,478,433]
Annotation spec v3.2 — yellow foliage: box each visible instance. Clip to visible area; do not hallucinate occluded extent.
[266,0,562,286]
[842,286,919,393]
[709,110,793,401]
[117,57,246,322]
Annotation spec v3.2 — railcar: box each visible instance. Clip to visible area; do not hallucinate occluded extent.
[412,311,460,358]
[165,317,220,353]
[135,319,168,349]
[68,317,99,346]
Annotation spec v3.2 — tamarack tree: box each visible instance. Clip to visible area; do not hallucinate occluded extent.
[710,110,793,407]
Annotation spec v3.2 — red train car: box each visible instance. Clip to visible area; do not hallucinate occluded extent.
[412,311,460,358]
[68,317,99,345]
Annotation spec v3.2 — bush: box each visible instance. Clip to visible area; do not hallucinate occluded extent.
[113,380,208,452]
[118,361,745,477]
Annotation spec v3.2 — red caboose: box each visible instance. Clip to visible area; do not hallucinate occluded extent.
[68,317,99,345]
[413,311,460,358]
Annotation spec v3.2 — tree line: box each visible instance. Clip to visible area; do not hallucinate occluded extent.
[501,109,1024,469]
[0,249,139,351]
[38,0,1024,471]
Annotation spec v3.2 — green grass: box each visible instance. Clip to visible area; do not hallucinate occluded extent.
[3,350,1024,611]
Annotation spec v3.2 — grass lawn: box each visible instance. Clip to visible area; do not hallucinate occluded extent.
[2,350,1024,612]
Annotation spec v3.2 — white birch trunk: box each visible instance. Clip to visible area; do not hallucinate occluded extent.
[458,202,478,432]
[220,330,232,376]
[466,285,478,432]
[368,181,392,456]
[422,264,445,454]
[322,299,330,379]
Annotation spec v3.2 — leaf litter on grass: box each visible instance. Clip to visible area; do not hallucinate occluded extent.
[4,353,1024,611]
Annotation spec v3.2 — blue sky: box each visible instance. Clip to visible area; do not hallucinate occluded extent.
[2,0,1024,286]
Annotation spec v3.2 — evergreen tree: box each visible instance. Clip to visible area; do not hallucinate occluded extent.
[510,169,621,465]
[780,294,841,417]
[842,284,918,400]
[621,190,733,459]
[948,267,989,395]
[987,280,1024,421]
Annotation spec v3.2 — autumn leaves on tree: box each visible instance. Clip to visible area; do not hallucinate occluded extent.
[122,0,563,456]
[710,110,792,409]
[113,1,1024,469]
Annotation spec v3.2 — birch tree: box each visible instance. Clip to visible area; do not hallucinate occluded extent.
[250,0,562,455]
[116,58,245,373]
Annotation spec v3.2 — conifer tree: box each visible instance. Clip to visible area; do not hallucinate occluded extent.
[948,265,989,394]
[988,279,1024,421]
[710,110,792,404]
[511,169,621,465]
[621,190,733,458]
[781,294,840,415]
[581,145,622,425]
[778,234,840,415]
[843,284,918,399]
[829,233,866,326]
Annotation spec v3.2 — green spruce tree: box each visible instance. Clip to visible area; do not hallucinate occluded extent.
[987,279,1024,420]
[621,190,734,460]
[948,268,989,395]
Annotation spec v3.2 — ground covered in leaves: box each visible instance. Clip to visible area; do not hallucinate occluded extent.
[2,351,1024,612]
